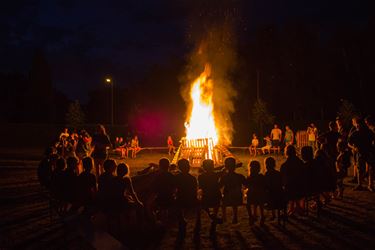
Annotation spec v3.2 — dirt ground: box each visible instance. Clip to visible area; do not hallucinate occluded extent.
[0,148,375,249]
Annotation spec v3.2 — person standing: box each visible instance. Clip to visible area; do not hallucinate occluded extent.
[284,126,294,148]
[270,124,282,154]
[91,124,112,180]
[307,123,318,152]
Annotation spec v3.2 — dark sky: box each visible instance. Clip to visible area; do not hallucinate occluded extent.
[0,0,371,101]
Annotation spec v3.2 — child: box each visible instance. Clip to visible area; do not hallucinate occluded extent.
[175,159,199,240]
[249,133,259,156]
[261,136,272,154]
[219,157,246,224]
[246,160,267,225]
[198,159,223,236]
[77,157,97,209]
[264,157,285,222]
[336,141,351,199]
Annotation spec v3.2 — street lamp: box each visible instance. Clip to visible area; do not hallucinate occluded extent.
[105,77,114,126]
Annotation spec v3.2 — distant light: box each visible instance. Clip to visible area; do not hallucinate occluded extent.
[105,78,112,83]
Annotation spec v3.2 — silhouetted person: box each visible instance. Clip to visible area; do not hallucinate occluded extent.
[63,156,79,206]
[220,157,246,224]
[318,121,340,161]
[301,146,316,196]
[264,157,285,222]
[280,145,305,215]
[348,117,375,191]
[198,159,223,236]
[246,160,266,226]
[336,141,351,198]
[315,149,336,203]
[38,147,58,189]
[92,124,112,180]
[115,163,143,211]
[97,159,117,212]
[175,159,199,240]
[153,158,176,222]
[51,157,66,201]
[77,157,97,209]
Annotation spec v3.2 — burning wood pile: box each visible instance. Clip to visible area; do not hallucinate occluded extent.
[172,64,234,167]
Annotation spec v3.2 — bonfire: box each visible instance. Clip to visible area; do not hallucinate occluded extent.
[173,64,233,167]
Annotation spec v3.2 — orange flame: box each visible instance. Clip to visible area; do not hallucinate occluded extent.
[185,64,219,149]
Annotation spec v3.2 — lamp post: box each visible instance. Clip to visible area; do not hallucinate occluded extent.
[105,78,114,126]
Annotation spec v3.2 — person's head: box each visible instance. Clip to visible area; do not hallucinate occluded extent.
[301,146,314,162]
[117,163,129,177]
[159,157,170,172]
[352,116,365,129]
[103,159,116,174]
[337,140,347,153]
[328,121,336,131]
[310,123,315,128]
[252,133,257,139]
[274,124,278,129]
[224,157,236,172]
[97,124,106,135]
[82,157,93,172]
[177,158,190,174]
[285,145,296,157]
[64,128,68,133]
[202,159,214,172]
[56,157,66,171]
[265,157,276,172]
[115,137,119,142]
[249,160,261,176]
[134,135,138,140]
[168,135,172,140]
[365,115,374,127]
[66,156,79,173]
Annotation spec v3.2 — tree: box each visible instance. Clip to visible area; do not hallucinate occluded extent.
[252,99,275,136]
[65,100,85,128]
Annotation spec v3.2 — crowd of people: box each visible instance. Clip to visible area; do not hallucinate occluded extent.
[36,115,375,241]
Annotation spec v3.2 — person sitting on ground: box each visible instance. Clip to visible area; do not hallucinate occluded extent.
[153,158,176,222]
[77,157,97,210]
[245,160,267,226]
[63,157,79,206]
[198,159,223,236]
[115,163,143,212]
[249,133,259,156]
[264,157,285,222]
[280,145,305,215]
[219,157,246,224]
[91,124,112,180]
[167,136,176,156]
[174,158,200,240]
[270,124,282,154]
[261,136,272,154]
[38,147,58,189]
[336,141,351,199]
[97,159,117,212]
[51,157,67,201]
[130,135,141,158]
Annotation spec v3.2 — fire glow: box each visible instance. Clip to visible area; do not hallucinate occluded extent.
[184,64,218,159]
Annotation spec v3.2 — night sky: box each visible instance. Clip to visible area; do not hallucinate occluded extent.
[0,0,372,102]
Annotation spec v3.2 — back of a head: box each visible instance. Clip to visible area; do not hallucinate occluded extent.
[365,115,374,126]
[224,157,236,172]
[159,157,170,172]
[82,157,93,172]
[202,159,214,172]
[97,124,106,135]
[249,160,261,175]
[66,156,78,171]
[285,145,296,157]
[265,157,276,171]
[117,163,129,177]
[301,146,314,162]
[56,158,66,171]
[177,158,190,173]
[103,159,116,173]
